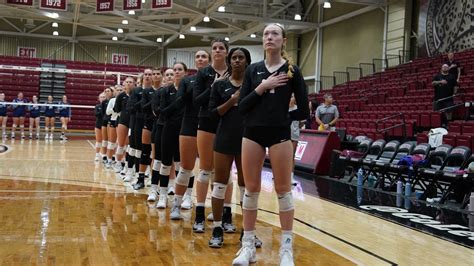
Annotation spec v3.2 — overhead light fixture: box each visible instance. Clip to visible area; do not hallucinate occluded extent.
[190,26,197,32]
[112,36,118,41]
[217,6,225,12]
[122,19,129,25]
[52,31,59,36]
[117,28,123,33]
[294,14,301,21]
[156,37,163,43]
[250,33,256,38]
[179,34,185,39]
[323,1,331,8]
[128,10,135,15]
[141,0,145,3]
[203,16,210,22]
[47,12,59,19]
[52,22,58,28]
[224,37,230,41]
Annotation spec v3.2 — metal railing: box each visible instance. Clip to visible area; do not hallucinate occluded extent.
[347,67,362,81]
[433,93,465,112]
[386,54,401,68]
[334,71,349,85]
[360,63,375,76]
[375,112,407,139]
[321,75,335,90]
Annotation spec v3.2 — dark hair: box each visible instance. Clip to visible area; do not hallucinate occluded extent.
[227,47,252,67]
[211,38,229,52]
[174,61,188,72]
[152,67,162,73]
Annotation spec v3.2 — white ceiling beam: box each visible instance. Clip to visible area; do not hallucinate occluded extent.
[1,17,23,32]
[72,0,81,40]
[75,37,159,47]
[211,12,317,28]
[28,22,49,33]
[0,30,73,41]
[319,5,379,28]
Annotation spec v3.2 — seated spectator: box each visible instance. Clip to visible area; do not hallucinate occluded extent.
[316,93,339,131]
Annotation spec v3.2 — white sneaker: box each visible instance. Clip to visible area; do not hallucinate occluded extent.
[120,166,128,176]
[147,189,158,202]
[94,154,101,162]
[181,194,193,210]
[232,237,257,265]
[36,134,40,139]
[279,247,294,266]
[113,163,123,173]
[170,202,182,220]
[156,193,167,209]
[123,171,134,182]
[49,134,53,140]
[105,161,112,169]
[44,134,48,140]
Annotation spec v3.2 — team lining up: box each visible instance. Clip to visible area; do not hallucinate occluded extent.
[7,24,310,266]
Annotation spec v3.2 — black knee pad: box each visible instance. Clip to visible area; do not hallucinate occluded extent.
[140,144,152,165]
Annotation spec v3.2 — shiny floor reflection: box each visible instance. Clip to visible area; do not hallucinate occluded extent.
[0,180,351,265]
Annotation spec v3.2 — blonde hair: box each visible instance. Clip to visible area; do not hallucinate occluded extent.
[266,23,295,78]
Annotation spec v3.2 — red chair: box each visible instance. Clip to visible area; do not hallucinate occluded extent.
[443,134,457,147]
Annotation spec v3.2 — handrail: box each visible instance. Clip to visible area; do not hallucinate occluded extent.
[433,93,464,110]
[375,112,407,140]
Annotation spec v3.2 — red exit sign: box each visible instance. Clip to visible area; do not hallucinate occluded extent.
[17,47,37,58]
[112,53,129,65]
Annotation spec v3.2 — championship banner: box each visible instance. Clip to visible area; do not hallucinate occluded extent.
[123,0,141,10]
[152,0,172,9]
[96,0,114,12]
[6,0,33,6]
[17,47,37,58]
[40,0,67,11]
[111,53,129,65]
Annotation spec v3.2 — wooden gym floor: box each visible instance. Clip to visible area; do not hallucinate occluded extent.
[0,139,471,265]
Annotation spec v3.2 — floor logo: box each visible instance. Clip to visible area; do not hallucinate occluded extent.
[0,144,8,154]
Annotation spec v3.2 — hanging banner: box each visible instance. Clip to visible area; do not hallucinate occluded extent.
[17,47,37,58]
[6,0,33,6]
[96,0,114,12]
[40,0,67,11]
[123,0,141,10]
[151,0,172,9]
[112,53,129,65]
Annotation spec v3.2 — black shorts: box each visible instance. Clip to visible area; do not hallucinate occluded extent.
[243,126,291,148]
[180,116,199,137]
[214,125,244,155]
[108,120,117,128]
[30,114,40,119]
[102,118,109,127]
[161,122,181,165]
[119,114,130,128]
[143,118,155,131]
[198,116,218,134]
[45,114,55,118]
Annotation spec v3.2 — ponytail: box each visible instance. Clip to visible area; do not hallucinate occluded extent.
[281,47,294,79]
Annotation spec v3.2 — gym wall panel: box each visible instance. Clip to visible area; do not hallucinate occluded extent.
[0,36,72,60]
[300,31,317,77]
[321,9,384,76]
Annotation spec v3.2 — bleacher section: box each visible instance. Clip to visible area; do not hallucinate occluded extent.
[312,49,474,148]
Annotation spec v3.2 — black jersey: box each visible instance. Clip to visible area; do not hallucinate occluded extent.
[177,75,199,118]
[151,87,166,125]
[160,84,184,124]
[239,61,309,127]
[127,87,144,119]
[101,99,110,121]
[114,92,129,115]
[95,103,103,124]
[210,80,242,130]
[142,87,156,121]
[193,65,229,118]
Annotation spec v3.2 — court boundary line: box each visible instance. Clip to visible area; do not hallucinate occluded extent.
[86,139,96,149]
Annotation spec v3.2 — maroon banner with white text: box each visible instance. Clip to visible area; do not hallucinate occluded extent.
[123,0,141,10]
[7,0,33,6]
[40,0,67,11]
[96,0,114,12]
[152,0,172,9]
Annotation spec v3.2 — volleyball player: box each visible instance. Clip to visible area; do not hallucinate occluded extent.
[207,47,251,248]
[11,92,28,139]
[113,77,133,173]
[58,95,72,140]
[101,87,113,163]
[44,95,56,140]
[134,69,160,190]
[127,69,148,187]
[0,92,7,138]
[28,95,41,139]
[105,87,121,168]
[155,62,187,208]
[148,68,170,200]
[94,93,106,161]
[192,38,233,232]
[169,50,210,215]
[232,24,309,266]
